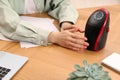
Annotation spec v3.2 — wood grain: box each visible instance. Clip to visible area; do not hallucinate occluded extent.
[0,5,119,80]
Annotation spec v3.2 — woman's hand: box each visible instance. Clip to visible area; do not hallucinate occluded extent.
[48,28,89,51]
[60,22,85,33]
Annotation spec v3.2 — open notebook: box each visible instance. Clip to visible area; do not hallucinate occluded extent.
[0,51,28,80]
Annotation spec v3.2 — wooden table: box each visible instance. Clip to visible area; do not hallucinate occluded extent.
[0,5,120,80]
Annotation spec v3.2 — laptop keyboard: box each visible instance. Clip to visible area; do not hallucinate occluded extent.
[0,66,11,79]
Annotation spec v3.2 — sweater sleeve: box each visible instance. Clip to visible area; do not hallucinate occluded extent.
[47,0,79,25]
[0,2,51,46]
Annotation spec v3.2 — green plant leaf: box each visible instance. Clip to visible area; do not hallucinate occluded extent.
[67,60,111,80]
[74,64,84,71]
[74,71,87,77]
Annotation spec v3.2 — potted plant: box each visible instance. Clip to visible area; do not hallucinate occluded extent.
[67,60,111,80]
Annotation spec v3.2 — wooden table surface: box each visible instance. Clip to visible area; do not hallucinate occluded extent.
[0,5,120,80]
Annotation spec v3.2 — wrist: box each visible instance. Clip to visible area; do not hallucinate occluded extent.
[60,22,74,31]
[60,22,73,28]
[48,32,57,43]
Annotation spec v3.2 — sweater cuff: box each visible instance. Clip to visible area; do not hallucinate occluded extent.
[59,21,74,28]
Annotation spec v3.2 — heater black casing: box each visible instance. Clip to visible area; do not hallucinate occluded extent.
[85,8,110,51]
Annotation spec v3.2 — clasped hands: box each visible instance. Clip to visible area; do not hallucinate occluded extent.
[48,22,89,51]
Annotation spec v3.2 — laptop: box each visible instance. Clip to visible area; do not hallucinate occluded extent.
[0,51,28,80]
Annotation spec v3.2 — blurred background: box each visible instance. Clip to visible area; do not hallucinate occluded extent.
[71,0,120,9]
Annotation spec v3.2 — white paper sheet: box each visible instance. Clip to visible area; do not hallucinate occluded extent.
[102,52,120,72]
[0,16,58,48]
[20,16,58,31]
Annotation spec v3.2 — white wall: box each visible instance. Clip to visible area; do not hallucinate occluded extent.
[71,0,120,9]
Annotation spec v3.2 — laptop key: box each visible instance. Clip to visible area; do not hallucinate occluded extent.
[0,66,11,79]
[0,74,4,78]
[2,72,8,75]
[2,68,6,71]
[6,69,11,72]
[0,67,2,69]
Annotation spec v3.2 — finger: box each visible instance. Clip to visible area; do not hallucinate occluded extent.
[67,41,87,50]
[76,27,85,33]
[68,28,78,32]
[68,45,80,51]
[83,42,89,47]
[67,43,82,51]
[62,25,74,30]
[71,25,85,33]
[71,33,88,41]
[69,27,83,33]
[68,43,87,51]
[78,29,85,33]
[69,37,89,48]
[62,39,88,51]
[69,37,83,45]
